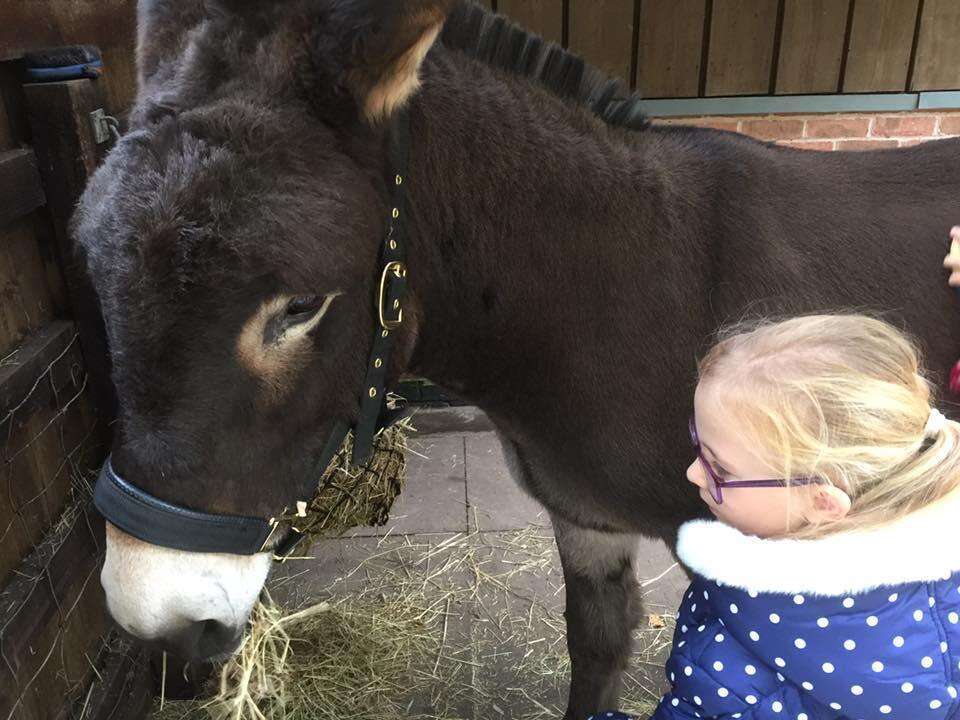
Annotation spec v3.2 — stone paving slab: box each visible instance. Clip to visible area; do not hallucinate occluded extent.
[390,434,468,534]
[347,433,469,537]
[409,405,496,435]
[465,433,551,532]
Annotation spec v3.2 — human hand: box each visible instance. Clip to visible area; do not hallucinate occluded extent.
[943,226,960,288]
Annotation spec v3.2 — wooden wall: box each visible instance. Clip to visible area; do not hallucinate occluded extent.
[0,2,138,718]
[482,0,960,98]
[0,1,138,118]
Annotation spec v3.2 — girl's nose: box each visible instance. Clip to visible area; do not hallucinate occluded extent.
[687,458,706,488]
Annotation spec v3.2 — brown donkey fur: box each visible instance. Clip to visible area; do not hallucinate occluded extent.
[73,1,960,716]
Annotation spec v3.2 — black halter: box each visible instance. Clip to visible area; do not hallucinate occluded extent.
[94,112,413,557]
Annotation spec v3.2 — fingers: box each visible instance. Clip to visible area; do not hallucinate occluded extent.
[946,227,960,269]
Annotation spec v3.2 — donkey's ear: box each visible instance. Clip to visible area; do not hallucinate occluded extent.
[136,0,208,85]
[309,0,453,125]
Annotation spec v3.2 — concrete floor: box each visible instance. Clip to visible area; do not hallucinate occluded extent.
[268,408,687,719]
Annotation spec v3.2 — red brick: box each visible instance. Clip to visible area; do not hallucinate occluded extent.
[778,140,835,151]
[939,116,960,136]
[805,117,871,139]
[739,118,806,141]
[667,117,742,132]
[702,120,741,133]
[872,115,937,138]
[836,139,900,152]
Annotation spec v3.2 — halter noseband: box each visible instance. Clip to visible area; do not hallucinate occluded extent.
[94,112,413,558]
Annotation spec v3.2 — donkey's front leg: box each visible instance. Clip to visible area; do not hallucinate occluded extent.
[552,514,643,720]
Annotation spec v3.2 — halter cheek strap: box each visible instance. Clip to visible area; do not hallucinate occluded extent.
[94,112,412,557]
[352,109,411,465]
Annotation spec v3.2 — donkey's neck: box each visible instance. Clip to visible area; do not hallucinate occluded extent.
[404,51,701,437]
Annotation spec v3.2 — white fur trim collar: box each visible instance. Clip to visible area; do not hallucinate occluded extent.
[677,488,960,596]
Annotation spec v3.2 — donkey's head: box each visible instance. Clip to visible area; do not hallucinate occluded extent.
[73,0,451,659]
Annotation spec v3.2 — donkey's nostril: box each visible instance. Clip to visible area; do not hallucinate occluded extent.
[194,618,243,660]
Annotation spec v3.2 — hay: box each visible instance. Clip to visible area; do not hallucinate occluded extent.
[289,419,411,542]
[151,522,677,720]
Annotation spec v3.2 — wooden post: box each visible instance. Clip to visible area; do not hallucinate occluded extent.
[23,68,212,714]
[69,639,154,720]
[22,77,117,431]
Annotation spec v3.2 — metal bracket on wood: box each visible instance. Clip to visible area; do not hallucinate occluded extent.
[89,109,120,144]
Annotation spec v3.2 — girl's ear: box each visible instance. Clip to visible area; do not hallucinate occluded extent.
[805,484,852,523]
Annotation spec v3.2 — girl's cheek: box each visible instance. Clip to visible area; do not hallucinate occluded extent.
[686,460,705,488]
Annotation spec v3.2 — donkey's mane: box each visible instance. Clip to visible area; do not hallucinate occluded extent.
[441,1,650,131]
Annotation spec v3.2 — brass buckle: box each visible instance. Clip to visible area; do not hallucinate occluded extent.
[378,261,407,331]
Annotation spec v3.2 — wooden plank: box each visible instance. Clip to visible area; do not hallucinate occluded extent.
[911,0,960,91]
[776,0,850,94]
[0,215,58,358]
[706,0,780,96]
[99,45,140,124]
[843,0,920,92]
[0,392,96,587]
[497,0,564,44]
[0,1,133,62]
[0,62,30,153]
[0,321,82,424]
[29,209,69,319]
[637,0,707,98]
[63,638,153,720]
[0,93,14,153]
[568,0,635,83]
[0,502,106,720]
[0,149,45,228]
[24,80,117,427]
[0,1,137,120]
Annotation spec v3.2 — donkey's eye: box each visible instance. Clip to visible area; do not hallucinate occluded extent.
[286,295,325,318]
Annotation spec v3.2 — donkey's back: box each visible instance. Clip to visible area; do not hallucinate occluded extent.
[666,127,960,382]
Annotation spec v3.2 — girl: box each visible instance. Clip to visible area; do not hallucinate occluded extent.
[651,313,960,720]
[593,228,960,720]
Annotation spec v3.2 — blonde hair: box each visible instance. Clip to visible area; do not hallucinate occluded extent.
[697,314,960,538]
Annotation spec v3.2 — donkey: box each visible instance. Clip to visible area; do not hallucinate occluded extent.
[72,0,960,717]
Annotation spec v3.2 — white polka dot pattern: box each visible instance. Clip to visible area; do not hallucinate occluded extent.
[654,576,960,720]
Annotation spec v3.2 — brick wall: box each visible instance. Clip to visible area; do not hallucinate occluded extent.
[657,110,960,151]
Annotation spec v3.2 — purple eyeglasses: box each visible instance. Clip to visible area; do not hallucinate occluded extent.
[688,416,824,505]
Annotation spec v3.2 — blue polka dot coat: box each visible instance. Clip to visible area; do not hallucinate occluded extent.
[648,496,960,720]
